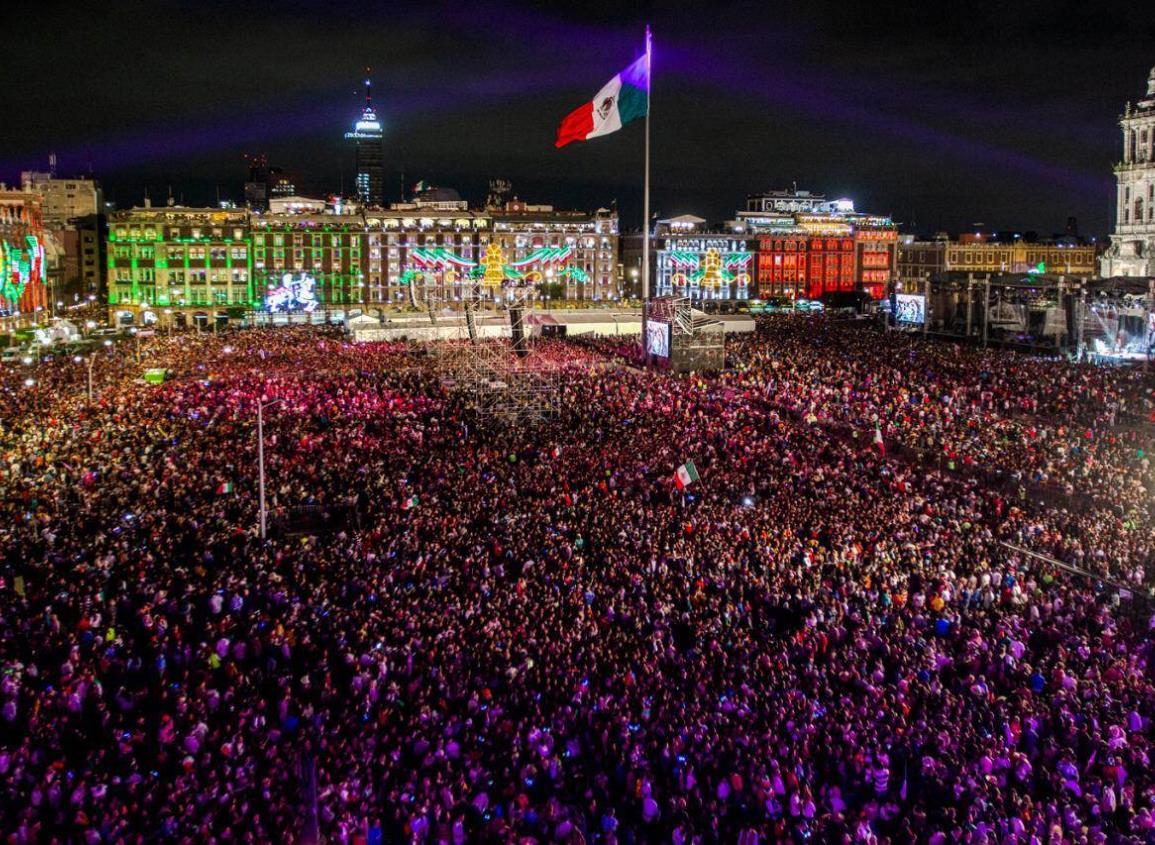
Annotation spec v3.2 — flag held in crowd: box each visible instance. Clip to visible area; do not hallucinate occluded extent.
[216,481,234,495]
[555,54,649,148]
[674,460,699,490]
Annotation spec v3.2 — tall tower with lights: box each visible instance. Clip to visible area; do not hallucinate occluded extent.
[1102,66,1155,278]
[345,71,384,207]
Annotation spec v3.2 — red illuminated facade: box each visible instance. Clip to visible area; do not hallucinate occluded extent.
[743,189,898,302]
[854,227,898,300]
[757,231,894,300]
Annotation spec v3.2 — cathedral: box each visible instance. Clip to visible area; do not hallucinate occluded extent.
[1101,66,1155,278]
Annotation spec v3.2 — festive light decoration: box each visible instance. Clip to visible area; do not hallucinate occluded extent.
[664,248,750,297]
[478,243,508,288]
[507,245,573,268]
[409,247,477,270]
[398,243,589,294]
[0,235,45,307]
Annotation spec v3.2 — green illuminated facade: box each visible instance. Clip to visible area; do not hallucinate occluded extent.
[108,208,253,313]
[106,203,620,324]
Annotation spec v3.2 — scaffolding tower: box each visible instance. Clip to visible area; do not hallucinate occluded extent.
[647,296,726,372]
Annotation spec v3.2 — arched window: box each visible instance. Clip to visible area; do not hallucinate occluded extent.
[1138,199,1146,223]
[1142,130,1151,162]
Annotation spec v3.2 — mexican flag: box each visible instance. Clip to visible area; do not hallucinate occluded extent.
[873,425,885,456]
[556,54,649,148]
[401,495,419,511]
[216,481,234,495]
[674,460,699,490]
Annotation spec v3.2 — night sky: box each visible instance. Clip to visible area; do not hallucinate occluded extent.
[2,0,1152,237]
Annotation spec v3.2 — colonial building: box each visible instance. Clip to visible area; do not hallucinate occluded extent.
[737,189,898,301]
[490,201,619,302]
[106,197,619,325]
[107,204,251,327]
[1101,66,1155,278]
[898,232,1098,283]
[646,215,756,301]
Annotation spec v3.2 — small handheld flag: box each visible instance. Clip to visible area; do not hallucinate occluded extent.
[401,495,419,511]
[216,481,234,495]
[674,460,699,490]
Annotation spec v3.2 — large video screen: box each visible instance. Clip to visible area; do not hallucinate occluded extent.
[646,320,671,358]
[895,293,925,325]
[265,273,319,313]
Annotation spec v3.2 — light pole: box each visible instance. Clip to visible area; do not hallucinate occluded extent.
[73,355,97,404]
[257,397,283,540]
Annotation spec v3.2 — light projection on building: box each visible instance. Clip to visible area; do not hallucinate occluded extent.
[265,272,319,312]
[659,244,751,300]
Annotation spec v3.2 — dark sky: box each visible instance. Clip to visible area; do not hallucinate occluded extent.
[2,0,1152,237]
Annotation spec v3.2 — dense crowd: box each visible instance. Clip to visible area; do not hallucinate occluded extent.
[1,316,1154,843]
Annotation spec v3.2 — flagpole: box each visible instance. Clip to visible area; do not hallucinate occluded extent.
[641,24,652,357]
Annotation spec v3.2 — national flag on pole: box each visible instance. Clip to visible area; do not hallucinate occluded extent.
[873,424,885,456]
[216,481,234,495]
[401,495,419,511]
[674,460,699,490]
[555,54,650,148]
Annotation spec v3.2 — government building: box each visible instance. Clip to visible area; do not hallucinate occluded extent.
[105,194,619,328]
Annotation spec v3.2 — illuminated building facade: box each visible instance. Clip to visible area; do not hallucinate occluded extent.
[650,216,755,300]
[737,190,898,300]
[345,76,385,207]
[490,201,620,302]
[0,188,49,322]
[106,198,619,324]
[1101,66,1155,278]
[107,205,251,326]
[898,234,1098,283]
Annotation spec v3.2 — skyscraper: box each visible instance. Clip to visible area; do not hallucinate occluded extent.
[345,73,384,207]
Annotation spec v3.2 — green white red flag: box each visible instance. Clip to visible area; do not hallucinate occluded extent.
[556,54,650,148]
[674,460,699,490]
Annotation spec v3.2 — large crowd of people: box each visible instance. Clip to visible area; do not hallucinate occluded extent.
[1,316,1154,843]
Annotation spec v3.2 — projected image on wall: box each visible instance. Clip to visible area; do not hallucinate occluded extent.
[265,273,320,313]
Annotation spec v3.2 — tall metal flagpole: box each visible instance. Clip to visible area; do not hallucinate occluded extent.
[641,25,652,355]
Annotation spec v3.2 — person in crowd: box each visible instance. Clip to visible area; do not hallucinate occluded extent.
[0,316,1153,843]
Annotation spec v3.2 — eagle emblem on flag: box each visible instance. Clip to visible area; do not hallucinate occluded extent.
[597,95,616,120]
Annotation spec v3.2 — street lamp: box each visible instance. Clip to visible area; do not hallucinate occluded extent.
[73,354,98,404]
[257,397,284,540]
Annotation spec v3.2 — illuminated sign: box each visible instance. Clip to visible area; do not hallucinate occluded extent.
[646,321,670,357]
[895,293,925,324]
